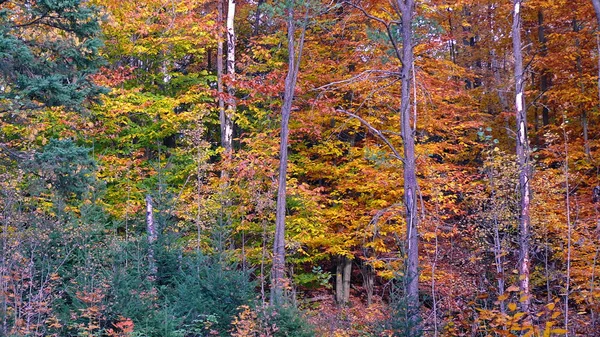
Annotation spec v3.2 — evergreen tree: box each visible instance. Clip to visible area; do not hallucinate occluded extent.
[0,0,105,110]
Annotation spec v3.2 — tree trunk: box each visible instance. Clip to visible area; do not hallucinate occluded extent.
[335,256,353,306]
[271,3,306,306]
[336,258,343,304]
[146,195,157,280]
[491,50,508,112]
[572,17,590,159]
[512,0,532,314]
[217,0,226,147]
[253,0,265,36]
[538,10,550,127]
[335,256,352,306]
[594,0,600,112]
[398,0,420,333]
[491,184,506,314]
[223,0,236,155]
[362,263,374,306]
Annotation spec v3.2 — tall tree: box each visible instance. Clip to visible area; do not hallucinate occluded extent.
[397,0,419,332]
[345,0,419,330]
[512,0,532,314]
[272,0,307,305]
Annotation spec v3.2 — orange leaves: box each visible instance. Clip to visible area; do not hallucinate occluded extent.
[91,66,136,87]
[107,317,135,337]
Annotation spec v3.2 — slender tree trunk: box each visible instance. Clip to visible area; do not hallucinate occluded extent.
[336,257,343,304]
[146,195,157,280]
[538,10,550,127]
[562,116,573,334]
[362,263,375,306]
[398,0,420,333]
[572,17,590,159]
[271,2,306,306]
[253,0,265,36]
[491,50,508,112]
[335,256,353,305]
[489,170,506,314]
[215,0,234,156]
[512,0,532,314]
[343,257,351,301]
[224,0,236,155]
[217,0,226,146]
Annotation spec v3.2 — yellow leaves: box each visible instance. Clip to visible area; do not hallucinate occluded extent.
[498,293,509,301]
[508,302,517,311]
[549,328,568,334]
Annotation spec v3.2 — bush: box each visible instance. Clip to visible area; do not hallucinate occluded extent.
[231,303,315,337]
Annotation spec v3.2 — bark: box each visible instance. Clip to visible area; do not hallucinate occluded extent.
[253,0,265,36]
[217,0,235,157]
[343,256,351,302]
[336,258,343,304]
[562,121,573,334]
[146,195,157,280]
[223,0,236,155]
[335,256,353,306]
[398,0,420,332]
[271,2,306,306]
[538,10,550,127]
[573,17,590,159]
[491,50,508,112]
[490,171,506,314]
[217,0,226,145]
[362,263,375,306]
[512,0,531,314]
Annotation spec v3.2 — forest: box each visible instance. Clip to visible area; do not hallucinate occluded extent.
[2,0,600,336]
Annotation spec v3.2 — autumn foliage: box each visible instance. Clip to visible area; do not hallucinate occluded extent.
[3,0,600,336]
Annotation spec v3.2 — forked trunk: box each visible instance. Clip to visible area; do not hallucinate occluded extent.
[512,0,532,313]
[271,2,306,306]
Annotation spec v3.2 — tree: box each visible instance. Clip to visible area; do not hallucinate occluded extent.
[272,0,308,305]
[512,0,532,314]
[396,2,420,333]
[0,0,104,110]
[337,0,420,331]
[218,0,236,155]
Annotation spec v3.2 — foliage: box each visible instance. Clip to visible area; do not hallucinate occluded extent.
[4,0,600,336]
[231,303,316,337]
[0,0,105,110]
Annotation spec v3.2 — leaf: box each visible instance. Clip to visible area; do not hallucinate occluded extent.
[508,303,517,311]
[507,285,520,292]
[550,328,568,334]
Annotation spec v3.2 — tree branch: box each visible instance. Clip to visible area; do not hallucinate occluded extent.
[336,108,404,162]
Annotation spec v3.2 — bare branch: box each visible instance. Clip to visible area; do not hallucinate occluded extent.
[314,69,399,91]
[336,108,404,162]
[342,1,404,67]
